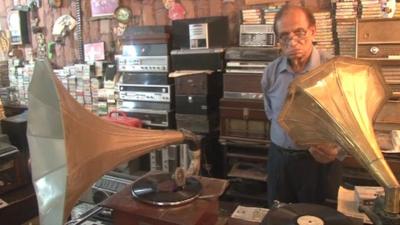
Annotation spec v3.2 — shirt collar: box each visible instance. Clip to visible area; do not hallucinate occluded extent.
[278,46,320,74]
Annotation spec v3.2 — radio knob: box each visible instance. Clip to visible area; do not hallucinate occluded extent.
[370,46,379,55]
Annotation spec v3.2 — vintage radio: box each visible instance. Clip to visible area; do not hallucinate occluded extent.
[175,113,219,134]
[118,100,171,111]
[171,48,225,71]
[174,72,222,96]
[121,25,171,45]
[357,18,400,59]
[225,61,268,74]
[220,98,270,143]
[117,56,168,72]
[223,73,263,100]
[118,108,175,128]
[122,72,171,85]
[172,16,229,49]
[239,24,275,47]
[225,47,280,61]
[0,144,29,194]
[118,84,172,102]
[122,43,169,57]
[175,95,219,115]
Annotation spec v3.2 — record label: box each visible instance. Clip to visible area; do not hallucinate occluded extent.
[297,215,324,225]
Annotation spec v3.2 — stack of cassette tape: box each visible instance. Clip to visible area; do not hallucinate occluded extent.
[313,11,335,56]
[360,0,382,19]
[334,0,358,57]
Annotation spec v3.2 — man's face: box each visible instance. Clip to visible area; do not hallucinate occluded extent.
[276,9,316,61]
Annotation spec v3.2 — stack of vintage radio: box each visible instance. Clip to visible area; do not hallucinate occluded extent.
[220,45,280,204]
[116,26,180,174]
[169,16,228,177]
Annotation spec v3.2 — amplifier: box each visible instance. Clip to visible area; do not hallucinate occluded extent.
[357,19,400,59]
[220,98,270,142]
[122,72,171,85]
[239,24,275,47]
[174,72,222,96]
[225,47,280,61]
[117,56,168,72]
[122,43,169,57]
[118,84,172,102]
[171,48,225,71]
[119,100,172,111]
[223,73,263,100]
[176,113,219,134]
[118,108,175,128]
[175,95,219,115]
[226,61,268,74]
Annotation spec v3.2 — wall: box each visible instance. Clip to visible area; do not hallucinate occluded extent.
[0,0,329,67]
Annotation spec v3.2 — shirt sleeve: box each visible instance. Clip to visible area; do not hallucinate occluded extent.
[261,66,272,120]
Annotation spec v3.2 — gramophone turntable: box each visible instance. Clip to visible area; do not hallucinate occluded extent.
[131,171,202,206]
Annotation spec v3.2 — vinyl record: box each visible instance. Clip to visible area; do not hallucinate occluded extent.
[262,203,353,225]
[131,172,202,206]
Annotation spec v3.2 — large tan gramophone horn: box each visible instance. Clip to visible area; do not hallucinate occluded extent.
[27,60,200,225]
[278,57,400,222]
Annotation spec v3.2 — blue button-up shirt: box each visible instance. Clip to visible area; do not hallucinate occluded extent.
[261,47,331,150]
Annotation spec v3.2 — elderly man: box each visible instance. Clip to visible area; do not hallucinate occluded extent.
[261,4,342,207]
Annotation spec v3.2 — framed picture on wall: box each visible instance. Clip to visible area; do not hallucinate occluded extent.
[84,42,105,63]
[91,0,119,18]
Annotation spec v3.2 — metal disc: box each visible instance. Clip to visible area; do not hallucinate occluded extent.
[131,172,202,206]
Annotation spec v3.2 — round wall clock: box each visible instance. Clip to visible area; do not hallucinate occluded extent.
[114,7,132,24]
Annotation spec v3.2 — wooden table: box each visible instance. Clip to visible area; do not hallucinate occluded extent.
[0,184,38,225]
[102,176,228,225]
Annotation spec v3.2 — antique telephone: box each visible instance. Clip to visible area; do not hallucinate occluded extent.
[27,60,201,225]
[278,57,400,224]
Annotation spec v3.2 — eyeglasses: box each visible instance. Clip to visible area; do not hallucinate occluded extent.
[278,28,309,44]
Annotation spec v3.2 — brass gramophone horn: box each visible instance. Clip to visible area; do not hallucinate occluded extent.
[278,57,400,216]
[27,60,199,225]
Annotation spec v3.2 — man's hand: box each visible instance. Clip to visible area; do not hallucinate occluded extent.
[308,144,340,164]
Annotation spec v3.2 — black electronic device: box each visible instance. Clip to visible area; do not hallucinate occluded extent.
[172,16,229,49]
[122,72,171,85]
[1,110,28,153]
